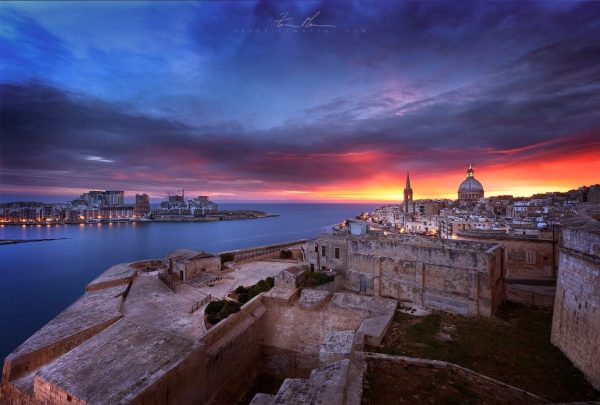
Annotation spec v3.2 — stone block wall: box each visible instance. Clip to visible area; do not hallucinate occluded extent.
[126,295,268,405]
[552,224,600,390]
[33,377,86,405]
[457,233,556,280]
[259,296,383,378]
[2,316,121,383]
[221,240,308,263]
[309,233,503,316]
[185,256,221,280]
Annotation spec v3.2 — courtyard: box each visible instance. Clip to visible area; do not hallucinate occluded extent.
[365,302,600,403]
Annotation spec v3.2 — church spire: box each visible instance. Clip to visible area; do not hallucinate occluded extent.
[403,171,413,214]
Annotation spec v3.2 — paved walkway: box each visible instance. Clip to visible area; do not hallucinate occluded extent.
[121,274,206,341]
[200,261,294,299]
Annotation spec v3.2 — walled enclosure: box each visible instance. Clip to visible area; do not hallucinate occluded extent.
[456,232,557,280]
[552,213,600,390]
[1,241,395,405]
[306,232,504,316]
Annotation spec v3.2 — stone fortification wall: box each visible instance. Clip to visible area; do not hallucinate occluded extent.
[552,214,600,390]
[1,283,127,385]
[259,292,395,379]
[2,316,120,387]
[129,295,268,405]
[127,293,312,405]
[221,240,308,263]
[260,298,363,377]
[456,232,557,280]
[307,233,504,316]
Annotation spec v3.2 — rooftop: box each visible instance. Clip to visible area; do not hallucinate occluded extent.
[168,248,208,261]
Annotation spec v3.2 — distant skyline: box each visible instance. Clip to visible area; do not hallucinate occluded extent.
[1,1,599,203]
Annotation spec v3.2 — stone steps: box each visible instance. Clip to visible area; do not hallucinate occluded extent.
[250,359,350,405]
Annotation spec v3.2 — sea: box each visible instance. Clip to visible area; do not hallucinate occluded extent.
[0,203,376,361]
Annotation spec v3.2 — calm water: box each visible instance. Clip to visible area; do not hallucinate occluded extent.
[0,203,374,361]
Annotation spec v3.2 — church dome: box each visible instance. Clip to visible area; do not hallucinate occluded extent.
[458,177,484,192]
[457,165,484,201]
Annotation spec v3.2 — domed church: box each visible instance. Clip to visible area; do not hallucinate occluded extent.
[458,165,484,202]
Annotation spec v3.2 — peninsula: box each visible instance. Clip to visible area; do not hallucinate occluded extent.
[1,191,278,225]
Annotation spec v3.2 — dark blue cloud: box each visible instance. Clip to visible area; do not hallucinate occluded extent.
[0,0,599,199]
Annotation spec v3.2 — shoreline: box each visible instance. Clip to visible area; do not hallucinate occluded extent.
[0,212,279,226]
[0,238,67,245]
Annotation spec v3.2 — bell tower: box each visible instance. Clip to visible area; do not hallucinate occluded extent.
[403,172,413,214]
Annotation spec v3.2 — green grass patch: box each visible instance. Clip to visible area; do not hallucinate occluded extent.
[370,302,600,402]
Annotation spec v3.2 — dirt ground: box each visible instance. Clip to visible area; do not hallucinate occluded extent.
[366,302,600,403]
[362,358,542,405]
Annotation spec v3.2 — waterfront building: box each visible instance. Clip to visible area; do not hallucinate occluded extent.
[73,190,125,208]
[134,194,151,217]
[372,205,402,226]
[153,194,218,218]
[99,206,134,219]
[189,196,218,215]
[105,190,125,207]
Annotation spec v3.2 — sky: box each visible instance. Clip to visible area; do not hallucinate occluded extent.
[1,0,599,203]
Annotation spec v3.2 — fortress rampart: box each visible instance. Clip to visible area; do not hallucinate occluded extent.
[219,240,307,263]
[552,210,600,390]
[306,233,504,316]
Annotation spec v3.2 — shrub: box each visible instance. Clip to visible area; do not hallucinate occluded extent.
[279,249,294,259]
[255,279,269,291]
[220,252,235,264]
[205,299,241,325]
[266,277,275,288]
[304,271,334,285]
[235,277,275,304]
[206,300,225,314]
[238,292,251,304]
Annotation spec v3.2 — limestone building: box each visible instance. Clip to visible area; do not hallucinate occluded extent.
[458,165,484,202]
[165,249,221,281]
[306,229,504,316]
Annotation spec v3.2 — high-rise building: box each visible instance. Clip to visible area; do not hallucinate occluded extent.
[105,191,124,207]
[134,194,151,217]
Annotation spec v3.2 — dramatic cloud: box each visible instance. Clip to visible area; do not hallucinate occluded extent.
[1,0,599,202]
